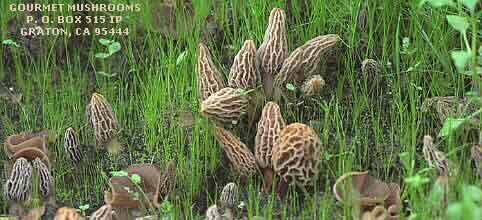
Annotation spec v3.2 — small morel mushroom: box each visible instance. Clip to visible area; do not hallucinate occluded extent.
[257,8,288,97]
[422,135,449,176]
[214,127,258,178]
[361,206,388,220]
[471,145,482,179]
[361,59,381,84]
[219,182,238,210]
[255,102,285,193]
[228,40,258,90]
[54,207,81,220]
[271,123,321,200]
[86,92,122,154]
[32,157,53,198]
[301,75,325,97]
[158,160,177,201]
[63,127,82,162]
[89,204,116,220]
[204,205,221,220]
[197,43,226,101]
[200,88,249,124]
[4,157,33,202]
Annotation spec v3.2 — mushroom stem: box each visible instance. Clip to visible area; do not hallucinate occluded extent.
[276,178,289,200]
[262,168,274,193]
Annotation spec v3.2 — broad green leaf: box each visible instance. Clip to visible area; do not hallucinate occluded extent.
[438,117,465,137]
[110,170,128,177]
[108,42,121,55]
[461,0,479,12]
[95,52,111,59]
[446,15,469,33]
[130,174,142,184]
[78,204,90,211]
[286,83,296,91]
[451,50,472,73]
[420,0,455,7]
[2,39,20,47]
[447,203,463,220]
[99,38,112,46]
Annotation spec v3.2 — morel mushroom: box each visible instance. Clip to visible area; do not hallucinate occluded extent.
[64,127,82,162]
[89,204,116,220]
[271,123,321,200]
[4,157,33,201]
[333,171,401,220]
[32,157,54,198]
[197,43,226,101]
[86,92,122,154]
[204,205,221,220]
[257,8,288,97]
[422,135,449,176]
[158,160,176,201]
[228,40,258,90]
[214,127,258,178]
[471,145,482,179]
[361,206,388,220]
[54,207,81,220]
[301,75,325,97]
[4,130,49,159]
[219,182,238,210]
[200,88,249,124]
[255,102,285,193]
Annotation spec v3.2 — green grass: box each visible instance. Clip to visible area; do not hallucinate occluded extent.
[1,0,481,219]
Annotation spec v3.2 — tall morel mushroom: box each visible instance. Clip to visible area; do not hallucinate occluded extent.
[86,92,122,154]
[64,127,82,162]
[257,8,288,97]
[255,102,285,193]
[214,127,258,178]
[229,40,258,90]
[197,43,226,101]
[201,88,249,125]
[271,123,321,200]
[4,157,33,202]
[32,157,53,198]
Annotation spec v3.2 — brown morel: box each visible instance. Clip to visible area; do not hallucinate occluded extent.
[32,157,53,198]
[214,127,258,178]
[255,102,285,193]
[63,127,82,162]
[271,123,321,200]
[4,157,33,202]
[86,92,122,154]
[228,40,258,90]
[54,207,81,220]
[200,88,249,125]
[197,43,226,101]
[301,75,325,97]
[422,135,449,176]
[471,144,482,179]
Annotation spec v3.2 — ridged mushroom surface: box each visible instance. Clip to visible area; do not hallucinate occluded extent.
[301,75,325,97]
[197,43,226,101]
[219,182,238,210]
[422,135,449,176]
[200,88,248,124]
[228,40,258,90]
[4,157,33,201]
[158,160,177,201]
[214,127,258,177]
[86,93,121,153]
[272,123,321,199]
[64,127,82,162]
[54,207,81,220]
[32,157,54,198]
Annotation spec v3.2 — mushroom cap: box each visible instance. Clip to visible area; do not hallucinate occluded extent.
[219,182,238,210]
[422,135,449,176]
[4,130,49,160]
[32,157,54,198]
[54,207,81,220]
[229,40,258,90]
[89,204,115,220]
[64,127,82,162]
[200,88,249,124]
[4,157,33,202]
[272,123,321,186]
[205,205,221,220]
[333,171,401,217]
[86,93,120,147]
[158,160,176,201]
[214,127,258,177]
[197,43,226,101]
[255,102,285,169]
[301,75,325,97]
[257,8,288,77]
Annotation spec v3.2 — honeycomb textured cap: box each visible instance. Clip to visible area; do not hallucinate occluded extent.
[4,157,33,201]
[89,204,115,220]
[159,160,177,201]
[32,157,54,198]
[214,127,258,177]
[272,123,321,186]
[64,127,82,162]
[86,93,119,147]
[229,40,258,90]
[201,88,249,124]
[422,135,449,176]
[257,8,288,77]
[255,102,285,169]
[205,205,221,220]
[302,75,325,97]
[198,43,226,101]
[54,207,81,220]
[219,182,238,209]
[274,34,339,88]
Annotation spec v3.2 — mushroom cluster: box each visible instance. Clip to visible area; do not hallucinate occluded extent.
[204,182,238,220]
[197,7,332,200]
